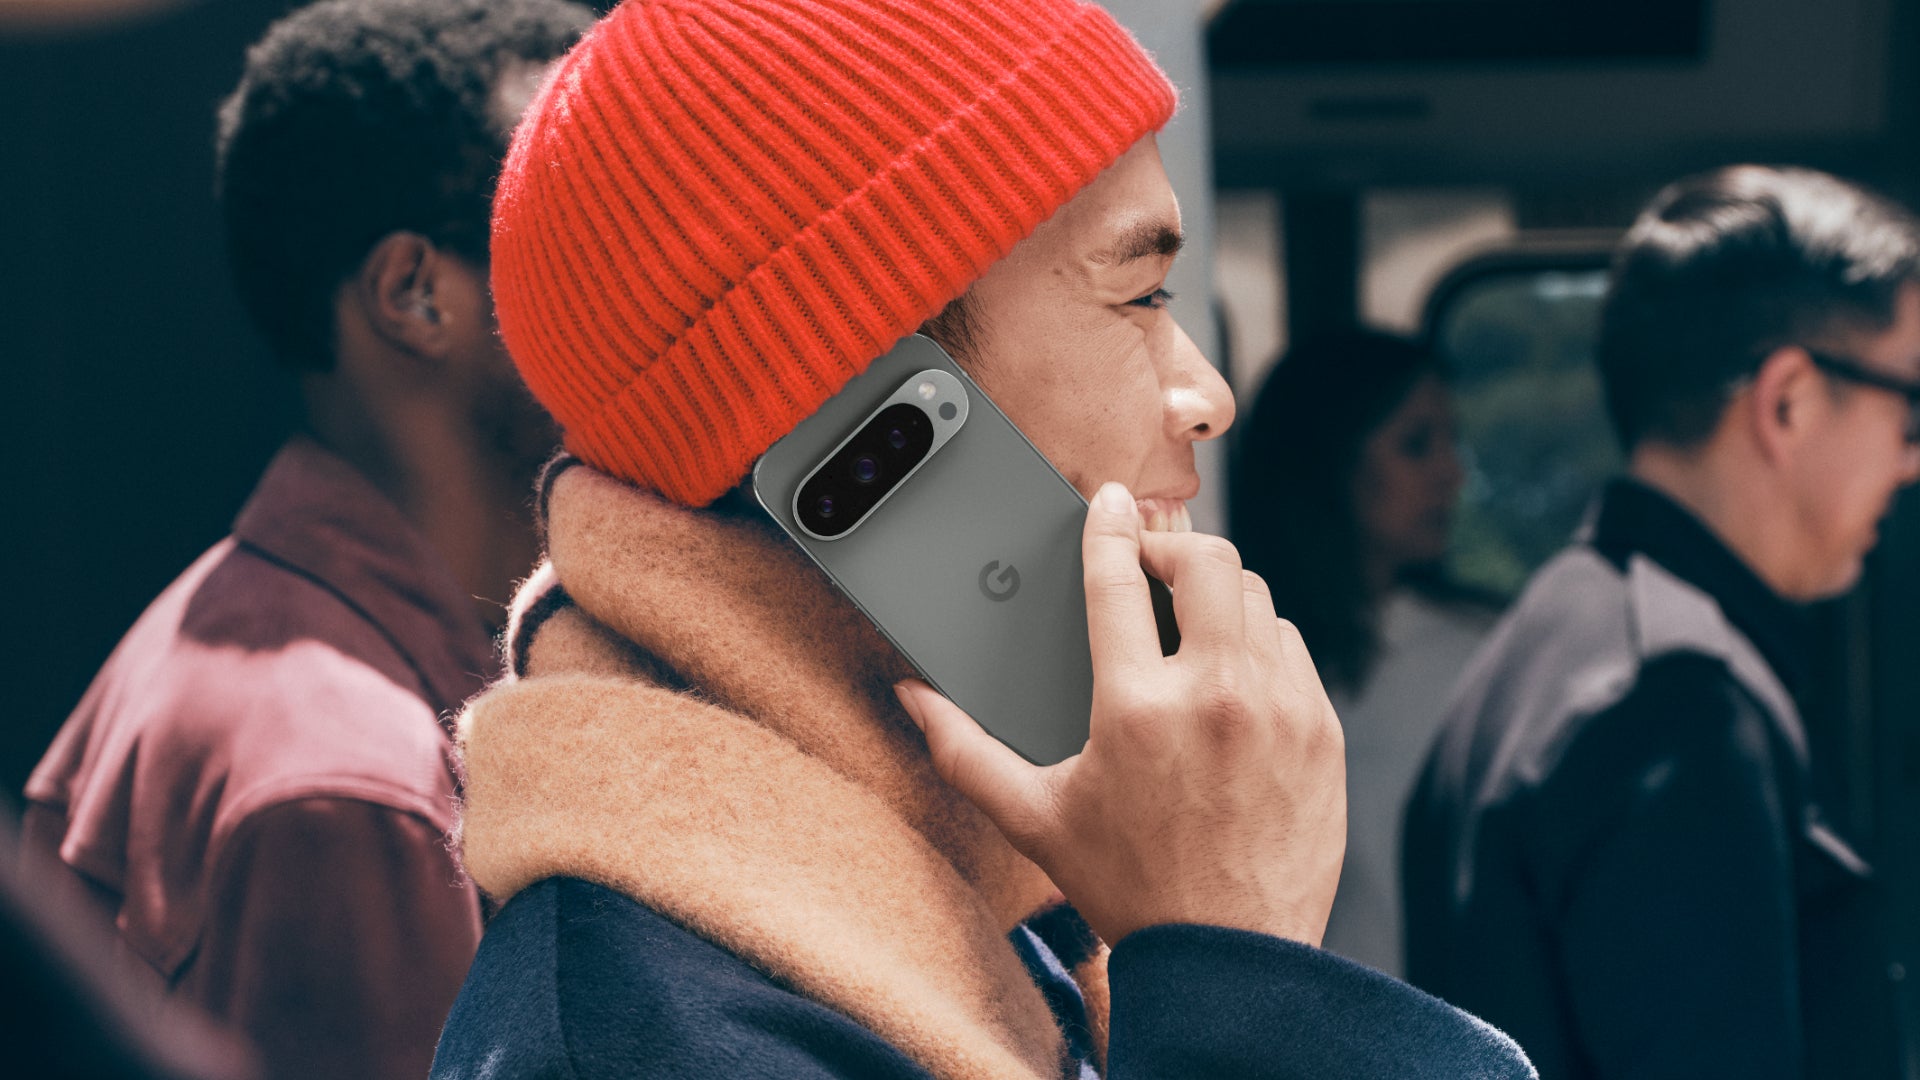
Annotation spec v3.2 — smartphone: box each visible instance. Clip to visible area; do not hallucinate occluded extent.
[752,334,1099,765]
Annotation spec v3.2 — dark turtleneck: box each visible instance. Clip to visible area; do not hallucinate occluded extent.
[1590,477,1814,702]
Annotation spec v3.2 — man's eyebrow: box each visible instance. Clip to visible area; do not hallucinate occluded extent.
[1091,222,1184,266]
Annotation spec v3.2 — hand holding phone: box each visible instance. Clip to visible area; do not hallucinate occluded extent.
[895,483,1347,950]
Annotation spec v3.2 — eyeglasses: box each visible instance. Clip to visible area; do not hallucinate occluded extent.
[1802,347,1920,444]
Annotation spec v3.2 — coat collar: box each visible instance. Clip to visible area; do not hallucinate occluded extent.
[232,437,494,716]
[1623,553,1808,768]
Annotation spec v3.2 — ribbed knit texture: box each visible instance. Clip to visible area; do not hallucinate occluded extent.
[492,0,1177,505]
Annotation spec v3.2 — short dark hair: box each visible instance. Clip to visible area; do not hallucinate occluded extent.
[215,0,593,371]
[1597,165,1920,450]
[920,290,987,369]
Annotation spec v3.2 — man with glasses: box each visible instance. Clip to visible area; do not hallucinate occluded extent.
[1404,165,1919,1079]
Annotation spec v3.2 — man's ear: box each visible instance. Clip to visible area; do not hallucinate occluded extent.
[1748,345,1819,465]
[353,231,454,360]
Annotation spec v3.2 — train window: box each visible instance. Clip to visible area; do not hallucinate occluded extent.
[1363,189,1514,335]
[1423,249,1619,597]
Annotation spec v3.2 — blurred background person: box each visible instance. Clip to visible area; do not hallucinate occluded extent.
[1229,328,1498,976]
[16,1,592,1077]
[1404,165,1920,1080]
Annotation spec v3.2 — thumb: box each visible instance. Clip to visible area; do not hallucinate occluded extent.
[895,679,1054,851]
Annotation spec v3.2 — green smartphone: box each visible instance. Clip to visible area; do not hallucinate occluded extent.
[752,334,1101,765]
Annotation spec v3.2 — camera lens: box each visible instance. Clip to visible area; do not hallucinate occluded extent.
[815,495,836,518]
[887,427,908,450]
[852,455,880,484]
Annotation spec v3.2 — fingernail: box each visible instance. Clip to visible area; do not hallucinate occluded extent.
[893,682,924,730]
[1095,482,1133,515]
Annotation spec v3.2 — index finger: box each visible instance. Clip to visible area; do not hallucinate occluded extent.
[1082,482,1163,676]
[1137,530,1248,662]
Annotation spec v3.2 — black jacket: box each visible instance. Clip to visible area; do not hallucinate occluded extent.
[1403,481,1904,1079]
[431,877,1536,1079]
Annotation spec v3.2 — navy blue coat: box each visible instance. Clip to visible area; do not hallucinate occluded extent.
[432,876,1533,1079]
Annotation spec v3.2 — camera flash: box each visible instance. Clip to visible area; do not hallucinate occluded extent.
[917,381,938,401]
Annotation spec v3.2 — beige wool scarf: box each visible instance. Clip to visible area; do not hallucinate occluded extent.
[456,464,1112,1080]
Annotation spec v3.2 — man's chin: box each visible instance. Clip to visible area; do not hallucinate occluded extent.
[1806,557,1868,603]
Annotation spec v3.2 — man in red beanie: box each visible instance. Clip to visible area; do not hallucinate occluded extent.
[431,0,1535,1076]
[22,2,592,1078]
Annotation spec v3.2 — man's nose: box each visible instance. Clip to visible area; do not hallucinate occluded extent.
[1164,323,1235,442]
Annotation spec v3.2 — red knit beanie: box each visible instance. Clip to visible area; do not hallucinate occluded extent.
[493,0,1177,505]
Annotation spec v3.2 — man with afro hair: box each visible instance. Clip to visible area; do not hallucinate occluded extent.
[22,1,593,1078]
